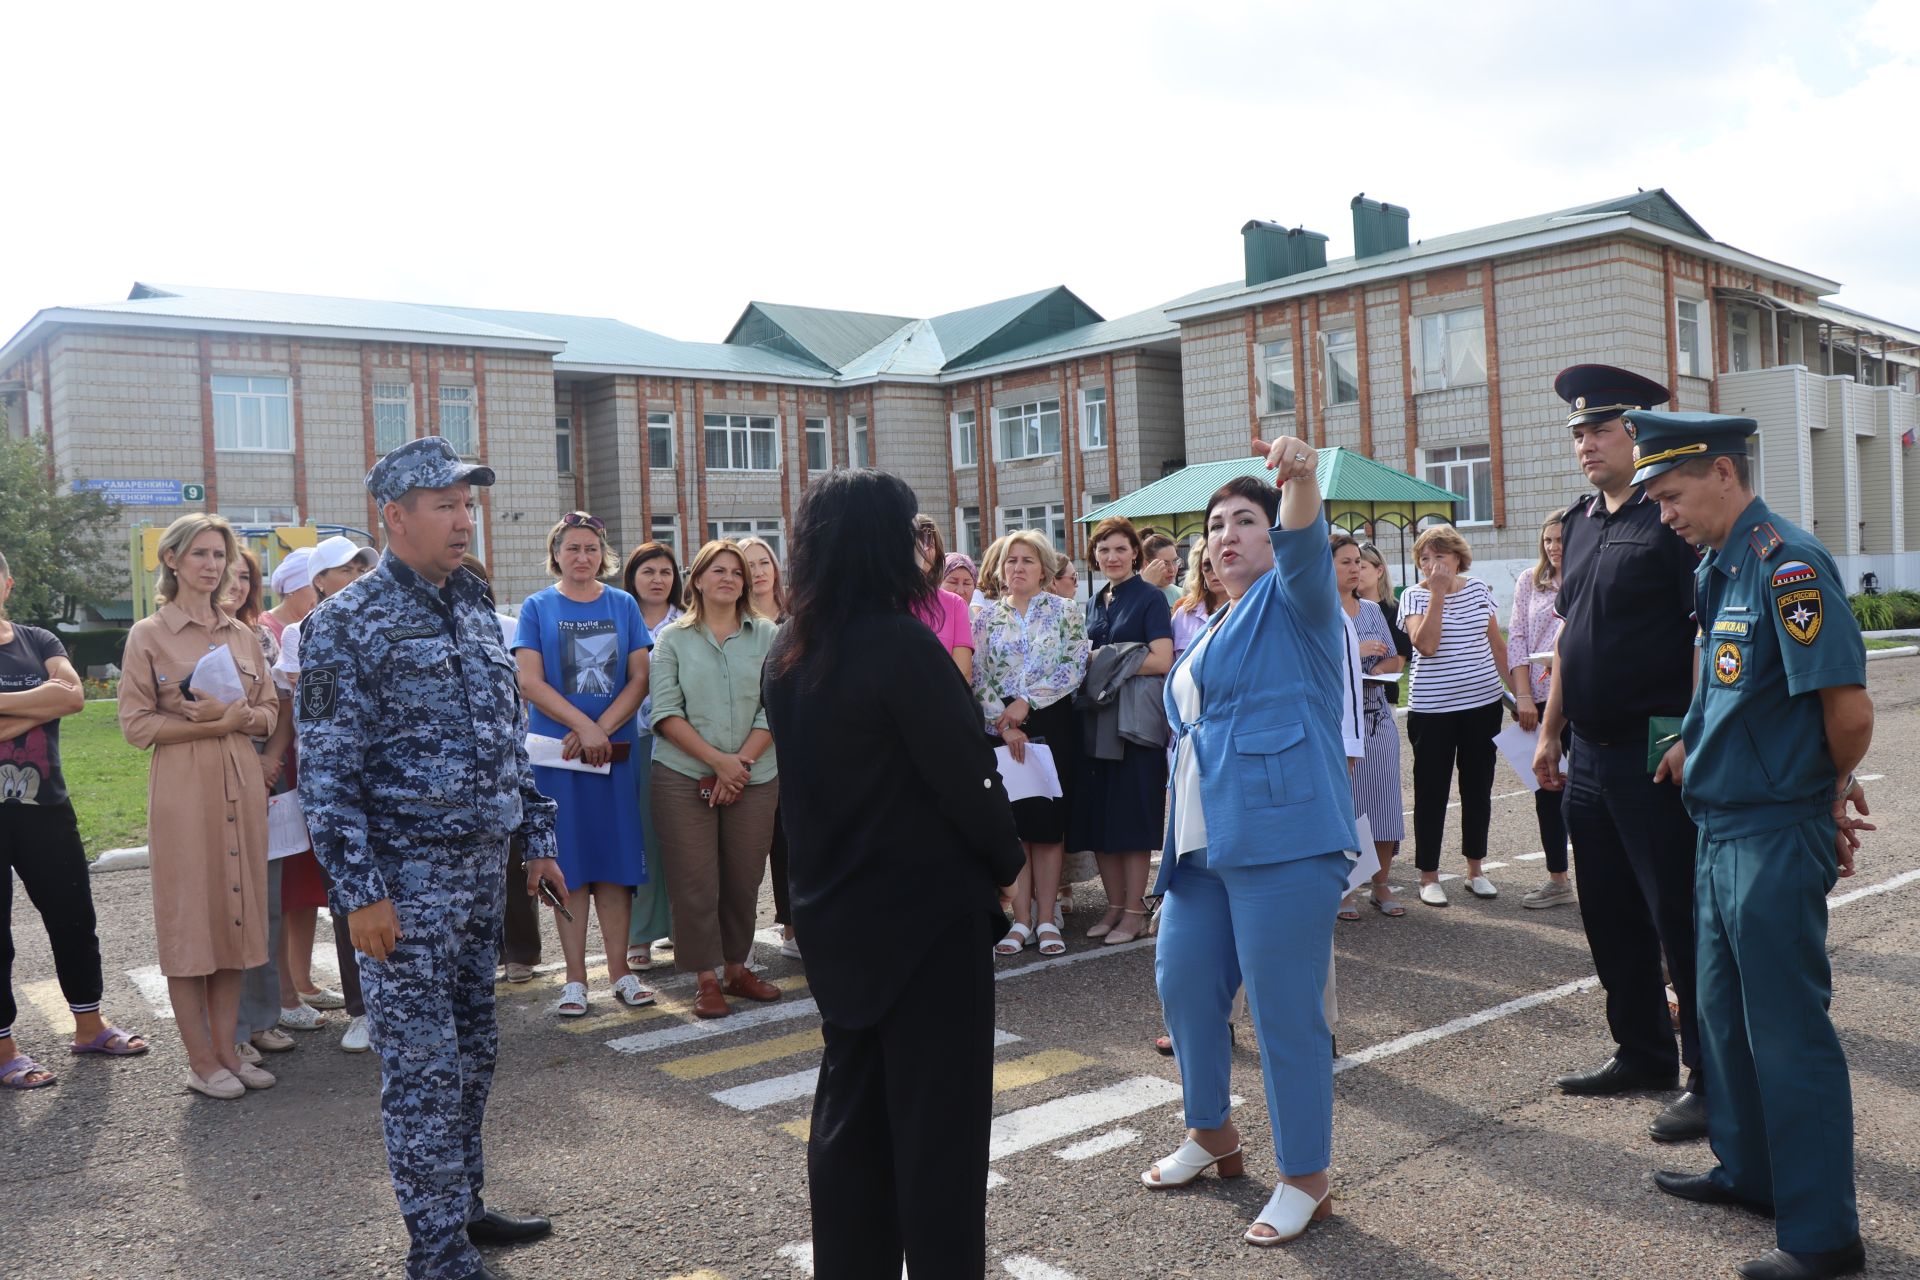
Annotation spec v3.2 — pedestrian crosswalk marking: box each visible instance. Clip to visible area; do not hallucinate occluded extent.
[17,980,73,1031]
[991,1049,1096,1093]
[561,975,810,1036]
[987,1076,1182,1162]
[1515,851,1547,861]
[663,1028,825,1080]
[123,967,175,1020]
[665,1271,729,1280]
[779,1116,811,1141]
[1055,1127,1139,1161]
[607,997,821,1054]
[1004,1257,1085,1280]
[714,1066,818,1112]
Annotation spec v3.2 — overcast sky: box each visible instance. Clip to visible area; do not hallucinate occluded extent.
[7,0,1916,348]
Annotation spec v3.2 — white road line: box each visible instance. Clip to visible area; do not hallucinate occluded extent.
[1404,785,1532,817]
[1332,865,1920,1074]
[775,1242,814,1276]
[1859,773,1885,783]
[993,934,1155,981]
[986,1171,1008,1190]
[714,1066,817,1112]
[124,966,175,1020]
[1056,1127,1139,1161]
[1003,1256,1085,1280]
[1515,851,1547,861]
[988,1076,1182,1162]
[605,997,820,1054]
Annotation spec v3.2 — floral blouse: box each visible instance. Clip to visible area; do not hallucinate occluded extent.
[970,590,1090,724]
[1505,572,1561,704]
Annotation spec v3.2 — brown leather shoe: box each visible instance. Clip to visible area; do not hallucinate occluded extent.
[722,971,782,1002]
[692,983,731,1019]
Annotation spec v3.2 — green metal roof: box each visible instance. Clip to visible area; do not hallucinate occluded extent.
[724,302,917,371]
[1079,448,1463,532]
[929,286,1103,368]
[436,305,832,379]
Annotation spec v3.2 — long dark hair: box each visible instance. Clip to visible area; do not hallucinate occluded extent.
[772,469,935,681]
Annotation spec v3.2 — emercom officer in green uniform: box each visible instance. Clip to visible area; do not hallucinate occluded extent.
[1634,411,1874,1280]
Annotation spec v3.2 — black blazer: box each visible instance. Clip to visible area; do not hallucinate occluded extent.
[763,611,1025,1029]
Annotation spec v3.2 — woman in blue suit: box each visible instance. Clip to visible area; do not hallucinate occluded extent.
[1139,435,1356,1247]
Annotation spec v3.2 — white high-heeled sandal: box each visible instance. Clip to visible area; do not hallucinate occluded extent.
[1140,1137,1244,1188]
[1244,1182,1332,1245]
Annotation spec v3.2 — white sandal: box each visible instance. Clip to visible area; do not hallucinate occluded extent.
[1244,1183,1332,1246]
[1035,922,1066,956]
[994,922,1033,956]
[555,981,589,1017]
[1140,1137,1244,1188]
[611,974,655,1008]
[626,946,653,972]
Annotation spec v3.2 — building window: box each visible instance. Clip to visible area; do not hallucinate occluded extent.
[373,381,411,455]
[804,417,830,471]
[707,517,783,562]
[704,413,779,471]
[1676,298,1705,378]
[211,375,293,452]
[1729,308,1756,373]
[1423,443,1493,525]
[1415,308,1487,391]
[219,504,299,528]
[1262,342,1296,414]
[960,506,981,558]
[1001,503,1067,550]
[1081,387,1108,449]
[849,415,870,468]
[649,515,678,554]
[1324,329,1359,405]
[439,385,476,456]
[952,410,976,467]
[995,399,1062,461]
[555,416,574,475]
[647,412,675,470]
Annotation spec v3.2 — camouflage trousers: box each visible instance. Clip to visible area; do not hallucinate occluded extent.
[357,843,506,1280]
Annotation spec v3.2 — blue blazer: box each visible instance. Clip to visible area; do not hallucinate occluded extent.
[1154,513,1357,895]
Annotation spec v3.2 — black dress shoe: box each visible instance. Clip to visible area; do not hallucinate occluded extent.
[1557,1057,1679,1095]
[1649,1091,1709,1143]
[467,1207,552,1245]
[1736,1239,1865,1279]
[1652,1169,1774,1218]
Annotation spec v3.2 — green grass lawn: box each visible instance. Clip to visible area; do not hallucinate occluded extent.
[60,701,150,858]
[1865,636,1919,651]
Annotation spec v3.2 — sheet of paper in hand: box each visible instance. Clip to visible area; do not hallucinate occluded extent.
[190,645,248,703]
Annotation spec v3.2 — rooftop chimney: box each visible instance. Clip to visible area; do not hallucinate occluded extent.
[1242,220,1330,287]
[1351,195,1410,259]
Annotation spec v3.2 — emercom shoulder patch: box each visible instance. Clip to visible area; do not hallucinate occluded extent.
[1777,588,1823,646]
[1770,560,1817,588]
[298,666,339,721]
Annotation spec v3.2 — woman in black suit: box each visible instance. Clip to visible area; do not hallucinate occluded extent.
[763,469,1025,1280]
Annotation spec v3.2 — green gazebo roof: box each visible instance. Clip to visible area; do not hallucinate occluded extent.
[1080,447,1463,541]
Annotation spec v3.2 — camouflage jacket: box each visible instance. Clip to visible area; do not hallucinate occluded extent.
[296,551,557,913]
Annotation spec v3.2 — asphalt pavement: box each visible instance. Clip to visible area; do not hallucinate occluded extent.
[6,659,1919,1279]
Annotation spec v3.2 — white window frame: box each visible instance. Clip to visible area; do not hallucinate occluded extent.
[849,415,870,468]
[1262,342,1296,414]
[218,504,299,529]
[707,517,784,562]
[951,410,977,467]
[1324,329,1359,406]
[1728,307,1757,374]
[1080,387,1108,449]
[805,416,831,471]
[959,506,982,558]
[555,416,574,476]
[438,384,477,457]
[1676,297,1706,378]
[1000,502,1067,549]
[647,412,675,471]
[703,413,779,472]
[372,380,412,455]
[649,514,679,554]
[1413,308,1487,392]
[1423,443,1493,526]
[211,375,294,452]
[995,399,1062,461]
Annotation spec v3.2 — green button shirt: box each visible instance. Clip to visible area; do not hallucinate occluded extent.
[647,614,779,784]
[1681,497,1867,838]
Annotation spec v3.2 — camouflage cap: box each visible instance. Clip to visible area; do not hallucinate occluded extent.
[366,435,496,507]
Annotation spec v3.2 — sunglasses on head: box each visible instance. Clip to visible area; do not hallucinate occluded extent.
[562,512,605,532]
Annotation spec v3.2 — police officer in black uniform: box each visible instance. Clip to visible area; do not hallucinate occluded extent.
[1532,365,1707,1142]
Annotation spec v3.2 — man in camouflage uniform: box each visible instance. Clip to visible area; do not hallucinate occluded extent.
[299,436,564,1280]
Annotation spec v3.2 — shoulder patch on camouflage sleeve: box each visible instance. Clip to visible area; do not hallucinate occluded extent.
[297,666,339,721]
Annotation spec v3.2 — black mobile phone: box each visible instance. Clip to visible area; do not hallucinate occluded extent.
[537,878,573,922]
[179,673,196,700]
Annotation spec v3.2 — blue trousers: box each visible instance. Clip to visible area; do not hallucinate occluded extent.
[1154,846,1347,1175]
[357,845,505,1280]
[1696,815,1857,1253]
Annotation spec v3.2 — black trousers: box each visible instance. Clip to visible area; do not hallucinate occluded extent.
[500,834,541,967]
[809,911,997,1279]
[1406,701,1503,873]
[1,802,104,1034]
[1564,732,1702,1091]
[1534,727,1573,874]
[769,812,791,928]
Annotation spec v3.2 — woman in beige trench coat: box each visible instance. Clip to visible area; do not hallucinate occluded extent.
[119,515,278,1100]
